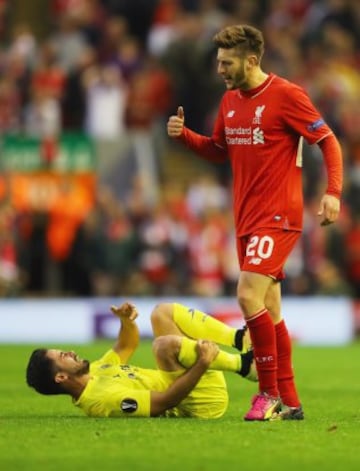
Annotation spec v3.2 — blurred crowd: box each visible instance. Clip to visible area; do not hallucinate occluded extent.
[0,0,359,298]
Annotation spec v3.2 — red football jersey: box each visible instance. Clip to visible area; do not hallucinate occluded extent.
[179,73,342,237]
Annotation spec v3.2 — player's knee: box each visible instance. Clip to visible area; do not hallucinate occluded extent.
[150,303,173,328]
[152,335,181,363]
[237,284,255,312]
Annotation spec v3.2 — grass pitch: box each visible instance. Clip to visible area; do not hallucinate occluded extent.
[1,341,360,471]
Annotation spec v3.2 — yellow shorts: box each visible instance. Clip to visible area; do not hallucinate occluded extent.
[106,367,228,419]
[161,369,228,419]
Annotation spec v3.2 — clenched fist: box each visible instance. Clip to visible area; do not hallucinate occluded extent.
[196,340,219,366]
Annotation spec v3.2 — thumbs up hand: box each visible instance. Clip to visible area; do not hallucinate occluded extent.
[167,106,185,138]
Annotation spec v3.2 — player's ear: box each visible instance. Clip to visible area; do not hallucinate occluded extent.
[247,54,259,67]
[54,372,68,384]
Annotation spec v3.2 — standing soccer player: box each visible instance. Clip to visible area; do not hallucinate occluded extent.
[167,24,343,421]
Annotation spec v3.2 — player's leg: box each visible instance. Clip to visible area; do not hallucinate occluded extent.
[152,336,229,419]
[152,335,184,371]
[152,335,257,380]
[237,270,281,419]
[265,282,303,420]
[236,232,281,420]
[151,303,249,352]
[237,229,301,421]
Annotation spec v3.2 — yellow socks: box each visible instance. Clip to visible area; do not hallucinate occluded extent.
[178,337,241,372]
[173,303,237,347]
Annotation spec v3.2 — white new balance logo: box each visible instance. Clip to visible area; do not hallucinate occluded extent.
[249,257,262,265]
[253,127,264,144]
[227,110,235,117]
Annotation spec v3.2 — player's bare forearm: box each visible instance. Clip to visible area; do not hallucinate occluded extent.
[149,340,219,416]
[111,303,140,363]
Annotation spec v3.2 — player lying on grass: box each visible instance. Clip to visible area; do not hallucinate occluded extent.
[26,302,259,419]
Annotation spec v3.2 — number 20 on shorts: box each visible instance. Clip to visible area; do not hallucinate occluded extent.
[246,235,274,259]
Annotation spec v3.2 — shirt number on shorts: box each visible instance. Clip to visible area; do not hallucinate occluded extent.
[246,236,274,259]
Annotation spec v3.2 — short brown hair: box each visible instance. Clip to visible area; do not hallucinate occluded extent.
[213,25,264,60]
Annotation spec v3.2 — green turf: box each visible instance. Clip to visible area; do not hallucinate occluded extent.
[1,341,359,471]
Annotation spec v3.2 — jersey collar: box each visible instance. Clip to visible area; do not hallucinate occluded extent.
[238,73,275,99]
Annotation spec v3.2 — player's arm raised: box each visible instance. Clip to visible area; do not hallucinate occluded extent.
[110,302,140,363]
[149,340,219,417]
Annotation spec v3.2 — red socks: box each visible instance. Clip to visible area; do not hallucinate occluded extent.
[275,319,301,407]
[247,309,279,398]
[247,311,301,406]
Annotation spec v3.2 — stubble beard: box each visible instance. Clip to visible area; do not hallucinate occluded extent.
[232,63,250,90]
[77,359,90,375]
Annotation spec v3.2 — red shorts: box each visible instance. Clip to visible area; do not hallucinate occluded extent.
[236,228,301,280]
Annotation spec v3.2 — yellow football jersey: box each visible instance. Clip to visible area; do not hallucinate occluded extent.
[74,349,228,419]
[74,349,166,417]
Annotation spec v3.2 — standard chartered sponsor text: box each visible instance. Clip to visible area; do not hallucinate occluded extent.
[226,136,252,144]
[225,126,252,144]
[225,126,251,135]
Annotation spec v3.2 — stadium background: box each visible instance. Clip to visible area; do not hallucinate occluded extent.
[0,0,359,342]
